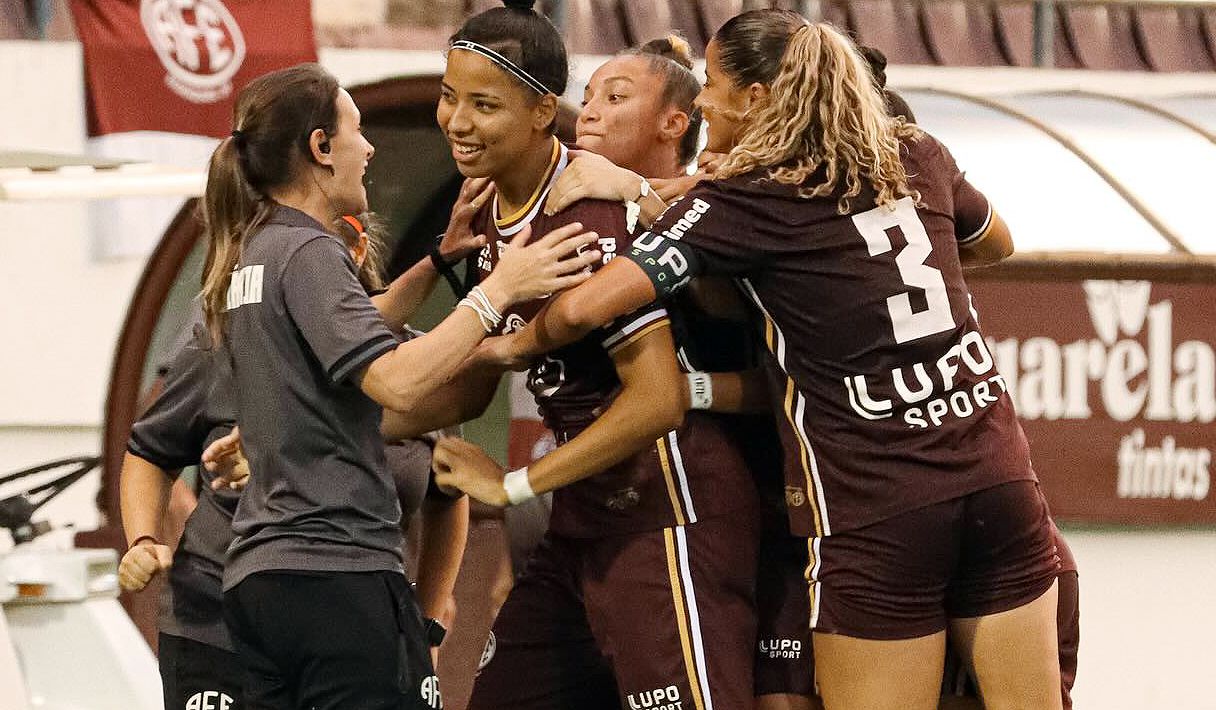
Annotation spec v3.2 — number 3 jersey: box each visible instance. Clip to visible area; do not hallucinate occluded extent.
[471,140,757,537]
[627,130,1036,538]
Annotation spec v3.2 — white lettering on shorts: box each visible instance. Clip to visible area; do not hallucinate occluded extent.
[185,691,234,710]
[420,674,443,708]
[627,685,682,710]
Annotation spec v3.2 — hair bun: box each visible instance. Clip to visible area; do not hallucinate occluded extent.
[640,33,694,70]
[858,45,888,87]
[502,0,537,11]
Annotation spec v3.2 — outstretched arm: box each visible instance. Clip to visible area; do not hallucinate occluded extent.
[475,257,659,369]
[434,323,684,505]
[371,178,493,327]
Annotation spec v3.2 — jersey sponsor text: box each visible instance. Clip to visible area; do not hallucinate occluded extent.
[627,685,683,710]
[224,264,263,311]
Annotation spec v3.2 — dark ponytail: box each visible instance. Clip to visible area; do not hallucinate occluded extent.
[199,63,341,342]
[449,0,568,121]
[626,34,703,167]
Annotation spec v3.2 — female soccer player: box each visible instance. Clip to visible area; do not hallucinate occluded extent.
[485,11,1063,710]
[196,61,597,709]
[426,4,761,709]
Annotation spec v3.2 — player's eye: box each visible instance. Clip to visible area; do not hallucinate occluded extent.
[609,94,624,102]
[475,101,498,112]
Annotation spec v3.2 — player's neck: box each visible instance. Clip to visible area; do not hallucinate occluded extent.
[633,146,682,181]
[494,136,557,216]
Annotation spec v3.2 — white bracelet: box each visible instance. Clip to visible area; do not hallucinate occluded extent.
[457,285,503,333]
[687,372,713,410]
[503,467,536,506]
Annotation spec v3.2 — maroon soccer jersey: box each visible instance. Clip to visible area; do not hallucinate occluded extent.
[629,131,1036,537]
[474,141,756,536]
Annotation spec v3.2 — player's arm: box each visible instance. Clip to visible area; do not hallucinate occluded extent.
[380,364,504,441]
[473,228,709,369]
[542,149,669,229]
[118,452,177,592]
[371,178,493,326]
[683,369,771,415]
[434,322,684,505]
[957,208,1013,268]
[359,223,599,412]
[415,489,468,661]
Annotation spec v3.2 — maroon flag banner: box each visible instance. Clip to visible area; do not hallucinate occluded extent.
[70,0,317,137]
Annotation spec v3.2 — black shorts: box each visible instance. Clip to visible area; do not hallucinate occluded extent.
[224,570,440,710]
[812,480,1060,640]
[158,633,242,710]
[470,516,757,710]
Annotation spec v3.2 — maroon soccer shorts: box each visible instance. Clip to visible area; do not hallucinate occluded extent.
[754,518,815,697]
[810,480,1060,640]
[469,513,758,710]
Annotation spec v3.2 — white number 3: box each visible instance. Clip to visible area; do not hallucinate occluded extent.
[852,196,955,344]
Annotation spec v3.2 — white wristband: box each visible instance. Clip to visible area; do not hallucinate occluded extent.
[687,372,713,410]
[503,467,536,506]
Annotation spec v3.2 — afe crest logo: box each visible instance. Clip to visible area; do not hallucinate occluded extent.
[420,674,443,708]
[140,0,247,103]
[185,690,233,710]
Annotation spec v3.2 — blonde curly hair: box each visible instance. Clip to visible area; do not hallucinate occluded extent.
[712,13,920,213]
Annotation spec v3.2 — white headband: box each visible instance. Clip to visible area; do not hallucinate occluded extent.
[450,39,552,96]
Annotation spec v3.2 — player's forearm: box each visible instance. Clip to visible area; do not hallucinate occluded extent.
[686,369,770,415]
[119,452,175,545]
[510,259,659,359]
[370,257,442,329]
[527,386,684,495]
[380,365,503,441]
[362,301,503,413]
[415,494,469,622]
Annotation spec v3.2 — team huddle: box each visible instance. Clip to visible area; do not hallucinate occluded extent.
[117,2,1080,710]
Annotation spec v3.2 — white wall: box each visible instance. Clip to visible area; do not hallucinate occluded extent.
[1,40,1214,709]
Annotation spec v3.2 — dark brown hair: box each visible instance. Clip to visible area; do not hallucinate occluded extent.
[199,63,341,340]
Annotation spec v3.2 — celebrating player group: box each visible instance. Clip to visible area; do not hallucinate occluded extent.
[116,2,1079,709]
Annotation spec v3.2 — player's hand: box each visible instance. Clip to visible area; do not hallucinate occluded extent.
[438,177,494,263]
[697,150,728,175]
[431,438,508,507]
[479,222,600,309]
[544,149,642,216]
[201,427,251,491]
[649,172,709,203]
[118,541,172,592]
[470,333,532,371]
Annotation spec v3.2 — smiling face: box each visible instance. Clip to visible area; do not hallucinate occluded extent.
[437,49,547,180]
[576,56,668,171]
[325,88,375,214]
[695,39,752,154]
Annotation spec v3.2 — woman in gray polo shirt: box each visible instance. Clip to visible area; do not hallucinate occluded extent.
[197,62,600,710]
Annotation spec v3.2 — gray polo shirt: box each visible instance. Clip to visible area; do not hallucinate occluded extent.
[222,205,402,590]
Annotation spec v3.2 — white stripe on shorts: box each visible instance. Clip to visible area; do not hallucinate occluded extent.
[675,526,714,710]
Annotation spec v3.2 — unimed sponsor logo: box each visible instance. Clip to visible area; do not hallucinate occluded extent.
[987,281,1214,502]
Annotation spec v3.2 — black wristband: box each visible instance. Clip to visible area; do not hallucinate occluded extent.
[430,239,467,298]
[424,617,447,647]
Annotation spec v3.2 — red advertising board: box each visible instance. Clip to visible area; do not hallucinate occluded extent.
[970,270,1215,525]
[70,0,316,137]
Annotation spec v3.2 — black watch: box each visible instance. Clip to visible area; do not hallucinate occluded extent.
[424,617,447,647]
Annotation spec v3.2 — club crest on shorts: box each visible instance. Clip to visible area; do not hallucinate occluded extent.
[478,630,496,670]
[785,485,806,508]
[420,674,443,708]
[140,0,247,103]
[605,487,641,511]
[185,690,234,710]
